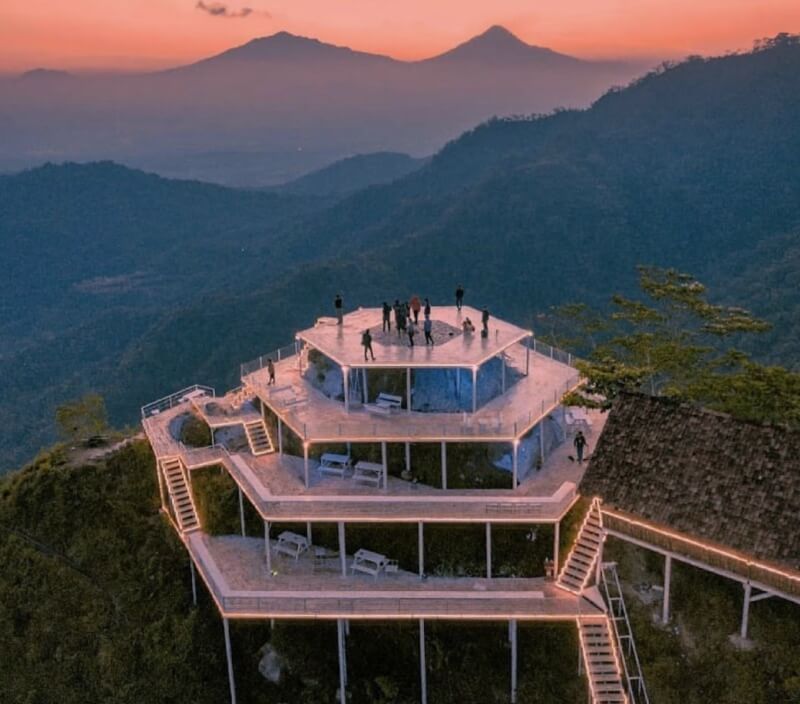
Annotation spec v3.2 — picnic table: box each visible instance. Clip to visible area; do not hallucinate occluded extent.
[366,392,403,416]
[565,407,592,432]
[274,531,309,560]
[319,452,351,478]
[351,549,399,578]
[353,460,384,487]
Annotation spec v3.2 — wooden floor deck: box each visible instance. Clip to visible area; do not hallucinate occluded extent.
[246,342,580,443]
[189,534,601,621]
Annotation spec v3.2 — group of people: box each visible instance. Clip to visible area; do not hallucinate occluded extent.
[381,296,434,347]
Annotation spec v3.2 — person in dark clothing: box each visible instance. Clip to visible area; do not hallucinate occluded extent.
[481,308,490,334]
[393,299,403,336]
[334,293,343,325]
[267,358,275,385]
[574,431,588,464]
[455,285,464,311]
[407,319,417,347]
[410,295,422,323]
[382,302,392,332]
[424,298,431,318]
[362,329,375,361]
[423,317,434,345]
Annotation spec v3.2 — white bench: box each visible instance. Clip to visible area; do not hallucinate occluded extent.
[353,461,384,487]
[351,548,389,577]
[273,531,309,560]
[179,388,208,403]
[366,392,403,416]
[319,452,351,477]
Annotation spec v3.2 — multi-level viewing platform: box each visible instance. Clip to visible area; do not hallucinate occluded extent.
[142,302,630,704]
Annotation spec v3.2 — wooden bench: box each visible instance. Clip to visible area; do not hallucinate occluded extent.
[319,452,351,478]
[273,531,309,560]
[353,461,384,487]
[366,392,403,416]
[351,548,389,577]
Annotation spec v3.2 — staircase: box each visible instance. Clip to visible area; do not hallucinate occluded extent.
[578,617,629,704]
[160,456,200,533]
[244,419,274,456]
[557,498,604,593]
[600,563,650,704]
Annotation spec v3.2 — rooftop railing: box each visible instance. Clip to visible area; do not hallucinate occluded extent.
[240,342,299,379]
[141,384,215,419]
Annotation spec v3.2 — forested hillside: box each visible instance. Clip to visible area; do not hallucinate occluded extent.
[2,35,800,470]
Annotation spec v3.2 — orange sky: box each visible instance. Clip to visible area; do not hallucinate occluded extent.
[1,0,799,72]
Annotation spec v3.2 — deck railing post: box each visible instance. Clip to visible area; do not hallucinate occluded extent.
[486,522,492,578]
[419,619,428,704]
[418,522,425,578]
[337,619,347,704]
[265,521,272,574]
[440,442,447,490]
[510,619,518,704]
[223,618,237,704]
[338,522,347,577]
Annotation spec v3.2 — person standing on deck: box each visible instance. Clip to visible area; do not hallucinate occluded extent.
[334,293,343,325]
[424,298,431,319]
[410,295,422,324]
[407,319,417,347]
[382,302,392,332]
[362,329,376,361]
[267,358,276,385]
[423,317,434,346]
[481,308,490,337]
[455,285,465,311]
[574,431,588,464]
[393,299,402,336]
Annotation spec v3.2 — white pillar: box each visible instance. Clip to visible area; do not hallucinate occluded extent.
[512,441,519,488]
[337,619,347,704]
[343,366,350,412]
[419,619,428,704]
[238,487,245,537]
[304,444,310,489]
[306,522,313,544]
[362,368,368,404]
[741,582,752,639]
[526,337,531,376]
[510,619,518,704]
[440,442,447,489]
[223,618,237,704]
[486,522,492,578]
[277,418,283,456]
[406,367,412,413]
[156,462,168,511]
[595,533,605,585]
[539,423,545,467]
[405,442,411,476]
[264,521,272,574]
[553,522,560,574]
[338,522,347,576]
[381,441,388,489]
[662,555,672,624]
[501,355,506,393]
[189,558,197,606]
[472,367,478,413]
[418,522,425,578]
[456,368,461,397]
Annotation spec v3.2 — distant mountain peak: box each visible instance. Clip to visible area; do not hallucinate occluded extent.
[17,68,72,81]
[427,24,582,66]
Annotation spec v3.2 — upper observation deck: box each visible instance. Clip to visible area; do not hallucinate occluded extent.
[296,306,531,370]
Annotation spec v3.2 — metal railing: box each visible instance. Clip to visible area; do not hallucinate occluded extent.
[240,342,300,378]
[526,337,577,367]
[141,384,215,419]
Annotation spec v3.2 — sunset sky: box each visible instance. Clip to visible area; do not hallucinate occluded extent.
[1,0,799,73]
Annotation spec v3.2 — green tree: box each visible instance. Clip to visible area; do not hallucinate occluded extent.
[55,393,109,442]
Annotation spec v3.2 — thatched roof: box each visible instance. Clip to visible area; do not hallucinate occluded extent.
[580,393,800,572]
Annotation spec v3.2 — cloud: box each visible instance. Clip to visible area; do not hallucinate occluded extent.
[195,1,269,19]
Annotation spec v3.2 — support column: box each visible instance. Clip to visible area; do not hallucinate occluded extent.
[189,558,197,606]
[472,367,478,412]
[223,618,237,704]
[419,619,428,704]
[440,442,447,489]
[337,619,347,704]
[156,462,168,511]
[662,554,672,624]
[238,487,246,537]
[418,522,425,578]
[512,441,519,488]
[264,520,272,574]
[510,619,518,704]
[361,368,368,404]
[741,582,752,640]
[526,336,531,376]
[338,522,347,576]
[343,366,350,412]
[277,418,283,456]
[405,442,411,476]
[304,443,310,489]
[501,355,506,393]
[381,441,388,489]
[595,532,604,585]
[456,368,461,397]
[306,522,313,544]
[406,367,412,413]
[539,422,545,467]
[486,522,492,578]
[553,521,560,573]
